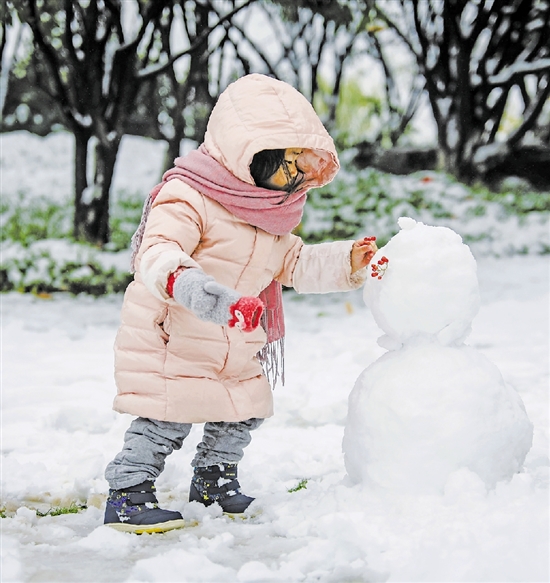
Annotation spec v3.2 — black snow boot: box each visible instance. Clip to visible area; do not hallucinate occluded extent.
[104,480,186,534]
[189,464,254,514]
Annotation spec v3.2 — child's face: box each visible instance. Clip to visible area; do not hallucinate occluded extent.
[264,148,304,191]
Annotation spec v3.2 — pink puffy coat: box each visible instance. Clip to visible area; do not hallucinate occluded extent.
[113,74,367,423]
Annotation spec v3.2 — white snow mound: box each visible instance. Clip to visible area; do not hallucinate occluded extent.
[343,343,533,493]
[364,217,481,347]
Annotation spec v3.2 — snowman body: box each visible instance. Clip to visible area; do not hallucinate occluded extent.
[343,218,533,493]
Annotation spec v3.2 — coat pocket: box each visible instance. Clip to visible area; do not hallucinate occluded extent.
[155,305,171,344]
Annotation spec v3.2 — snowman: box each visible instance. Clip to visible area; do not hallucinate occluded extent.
[343,217,533,494]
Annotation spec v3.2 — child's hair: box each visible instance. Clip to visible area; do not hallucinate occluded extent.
[250,149,305,195]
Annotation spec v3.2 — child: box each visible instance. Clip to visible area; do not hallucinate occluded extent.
[104,73,377,533]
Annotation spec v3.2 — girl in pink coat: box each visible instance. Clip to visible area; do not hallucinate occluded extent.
[104,74,377,533]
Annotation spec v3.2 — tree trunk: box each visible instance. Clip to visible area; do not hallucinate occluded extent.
[430,89,480,183]
[74,133,121,246]
[73,128,91,241]
[164,129,185,172]
[187,3,213,144]
[437,124,473,183]
[163,83,188,173]
[162,4,211,174]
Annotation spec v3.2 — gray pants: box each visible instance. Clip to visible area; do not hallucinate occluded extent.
[105,417,264,490]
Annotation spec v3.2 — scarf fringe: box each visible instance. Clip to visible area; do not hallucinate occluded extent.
[257,338,285,389]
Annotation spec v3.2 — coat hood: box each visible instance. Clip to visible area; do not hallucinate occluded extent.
[203,74,340,188]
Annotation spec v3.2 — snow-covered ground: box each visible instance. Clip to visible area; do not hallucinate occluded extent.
[1,254,548,583]
[1,131,549,582]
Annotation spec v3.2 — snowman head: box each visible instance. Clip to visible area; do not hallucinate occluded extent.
[364,217,480,348]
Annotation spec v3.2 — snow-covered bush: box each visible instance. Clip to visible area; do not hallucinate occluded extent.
[1,160,548,295]
[0,239,132,295]
[1,192,143,251]
[0,195,72,244]
[299,162,550,257]
[0,193,140,294]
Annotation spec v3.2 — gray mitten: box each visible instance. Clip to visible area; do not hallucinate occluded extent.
[172,268,241,326]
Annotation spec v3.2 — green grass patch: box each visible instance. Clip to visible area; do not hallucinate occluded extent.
[288,479,308,493]
[109,190,147,252]
[0,194,72,246]
[472,182,550,214]
[35,502,87,517]
[1,191,145,252]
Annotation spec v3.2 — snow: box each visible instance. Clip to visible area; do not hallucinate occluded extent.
[363,218,480,347]
[459,3,478,38]
[472,142,509,166]
[1,132,549,582]
[0,131,168,203]
[345,342,533,492]
[1,253,548,582]
[120,1,142,44]
[488,58,550,85]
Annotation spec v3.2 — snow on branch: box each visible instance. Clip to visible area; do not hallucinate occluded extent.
[137,0,253,80]
[488,58,550,85]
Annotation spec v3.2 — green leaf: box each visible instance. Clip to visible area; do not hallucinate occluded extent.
[288,478,308,493]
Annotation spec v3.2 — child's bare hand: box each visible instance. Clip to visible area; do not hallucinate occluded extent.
[351,236,378,274]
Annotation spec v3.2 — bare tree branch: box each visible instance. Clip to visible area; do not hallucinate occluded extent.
[138,0,255,80]
[369,1,420,57]
[464,0,493,46]
[208,5,280,77]
[371,29,398,111]
[487,59,550,85]
[509,76,550,147]
[258,1,307,79]
[25,0,79,128]
[103,0,125,43]
[485,89,510,143]
[307,14,329,101]
[390,76,425,144]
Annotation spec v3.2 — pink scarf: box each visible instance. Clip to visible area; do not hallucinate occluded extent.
[131,145,309,387]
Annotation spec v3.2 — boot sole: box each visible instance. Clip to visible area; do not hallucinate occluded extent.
[105,518,189,534]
